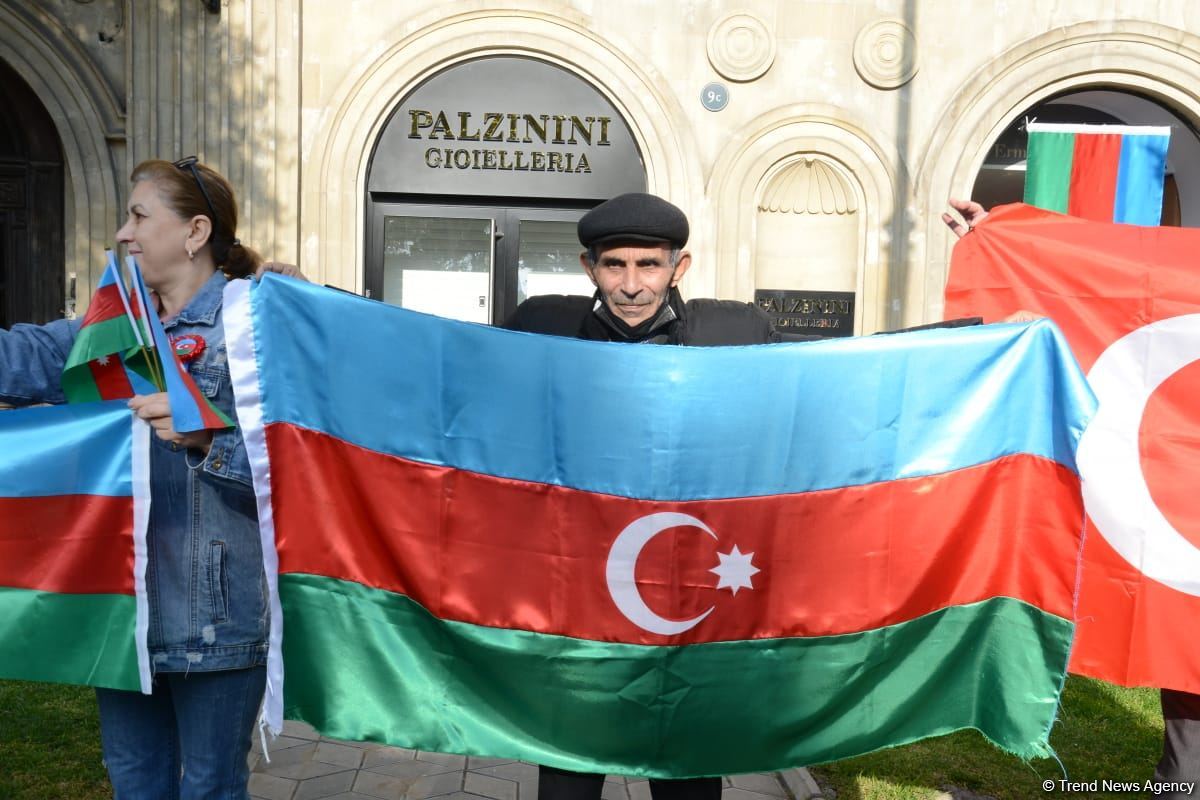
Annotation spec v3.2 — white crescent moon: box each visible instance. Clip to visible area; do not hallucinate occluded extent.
[1077,313,1200,596]
[605,512,717,635]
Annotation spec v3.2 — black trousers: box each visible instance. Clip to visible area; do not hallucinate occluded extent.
[538,766,722,800]
[1156,689,1200,798]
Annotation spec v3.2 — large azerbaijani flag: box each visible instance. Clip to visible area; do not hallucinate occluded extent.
[946,203,1200,693]
[1024,122,1170,225]
[226,275,1094,775]
[0,402,150,692]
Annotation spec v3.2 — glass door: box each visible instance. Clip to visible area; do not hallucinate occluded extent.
[500,208,591,314]
[372,206,497,324]
[368,203,593,325]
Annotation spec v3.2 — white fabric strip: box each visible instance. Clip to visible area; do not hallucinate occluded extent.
[1025,122,1172,137]
[130,414,152,694]
[222,278,284,737]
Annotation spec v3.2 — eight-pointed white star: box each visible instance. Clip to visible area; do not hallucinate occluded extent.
[710,545,760,595]
[96,355,111,366]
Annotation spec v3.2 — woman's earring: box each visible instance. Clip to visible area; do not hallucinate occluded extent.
[187,247,194,260]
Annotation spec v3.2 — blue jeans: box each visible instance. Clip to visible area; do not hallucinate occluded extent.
[96,666,266,800]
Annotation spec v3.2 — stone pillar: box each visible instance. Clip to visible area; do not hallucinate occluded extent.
[126,0,299,264]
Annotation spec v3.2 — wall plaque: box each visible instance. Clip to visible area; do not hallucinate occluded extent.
[755,289,855,338]
[369,57,646,201]
[701,82,729,112]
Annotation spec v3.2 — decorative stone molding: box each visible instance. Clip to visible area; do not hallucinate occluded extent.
[853,18,917,90]
[303,7,705,293]
[759,158,859,216]
[916,20,1200,327]
[706,12,775,82]
[708,105,903,334]
[0,3,121,306]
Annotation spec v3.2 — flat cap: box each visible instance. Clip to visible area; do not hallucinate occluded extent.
[578,193,689,249]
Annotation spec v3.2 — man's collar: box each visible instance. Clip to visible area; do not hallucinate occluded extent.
[590,287,684,341]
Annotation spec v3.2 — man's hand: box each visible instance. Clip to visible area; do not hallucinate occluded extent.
[255,261,308,281]
[1001,310,1042,323]
[129,393,214,453]
[942,198,989,239]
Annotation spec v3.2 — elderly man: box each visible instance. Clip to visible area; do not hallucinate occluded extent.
[504,192,774,800]
[504,192,775,346]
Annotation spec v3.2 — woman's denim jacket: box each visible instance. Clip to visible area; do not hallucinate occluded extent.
[0,272,268,673]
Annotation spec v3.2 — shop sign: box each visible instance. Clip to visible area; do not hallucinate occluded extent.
[755,289,855,338]
[369,57,645,200]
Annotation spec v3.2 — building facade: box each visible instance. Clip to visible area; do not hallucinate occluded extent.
[4,0,1200,332]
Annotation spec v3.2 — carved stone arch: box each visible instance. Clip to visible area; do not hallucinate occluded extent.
[755,157,863,329]
[917,20,1200,323]
[302,6,704,291]
[0,4,122,306]
[708,105,903,333]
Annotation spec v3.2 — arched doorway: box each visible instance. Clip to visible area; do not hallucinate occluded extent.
[0,57,64,326]
[972,88,1200,227]
[365,56,646,325]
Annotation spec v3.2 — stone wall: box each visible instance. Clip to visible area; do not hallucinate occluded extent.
[4,0,1200,326]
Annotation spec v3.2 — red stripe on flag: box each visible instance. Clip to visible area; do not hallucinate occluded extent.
[79,283,130,327]
[88,358,135,400]
[268,423,1082,645]
[174,359,229,429]
[0,494,134,594]
[1067,133,1123,222]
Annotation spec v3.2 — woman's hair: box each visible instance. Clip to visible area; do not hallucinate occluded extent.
[129,159,263,278]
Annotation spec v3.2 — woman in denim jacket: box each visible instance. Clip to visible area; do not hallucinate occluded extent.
[0,158,280,799]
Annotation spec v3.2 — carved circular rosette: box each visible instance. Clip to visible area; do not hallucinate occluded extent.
[853,18,918,90]
[706,12,776,82]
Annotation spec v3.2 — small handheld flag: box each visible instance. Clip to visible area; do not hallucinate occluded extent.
[61,251,156,402]
[125,256,233,433]
[1024,122,1170,225]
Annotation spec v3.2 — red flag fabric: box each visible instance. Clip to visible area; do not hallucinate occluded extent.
[946,202,1200,693]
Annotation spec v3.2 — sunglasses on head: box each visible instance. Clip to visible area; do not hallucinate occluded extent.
[173,156,220,237]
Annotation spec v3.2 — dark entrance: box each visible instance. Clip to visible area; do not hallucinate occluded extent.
[365,56,646,324]
[973,89,1200,226]
[0,58,65,326]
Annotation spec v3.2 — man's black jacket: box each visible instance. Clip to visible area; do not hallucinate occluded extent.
[502,288,777,345]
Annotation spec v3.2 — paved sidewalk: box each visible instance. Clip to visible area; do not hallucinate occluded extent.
[249,721,823,800]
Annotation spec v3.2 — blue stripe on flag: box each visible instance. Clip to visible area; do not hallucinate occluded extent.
[246,276,1095,501]
[0,401,133,498]
[97,250,120,289]
[1114,134,1170,225]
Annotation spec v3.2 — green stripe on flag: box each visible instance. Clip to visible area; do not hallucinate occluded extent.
[63,316,142,372]
[59,371,104,403]
[0,587,140,690]
[279,574,1072,775]
[1024,131,1076,213]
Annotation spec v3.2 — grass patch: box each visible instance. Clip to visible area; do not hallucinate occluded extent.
[0,675,1163,800]
[809,676,1163,799]
[0,680,109,800]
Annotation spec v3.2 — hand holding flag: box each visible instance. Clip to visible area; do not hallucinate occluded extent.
[125,256,233,433]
